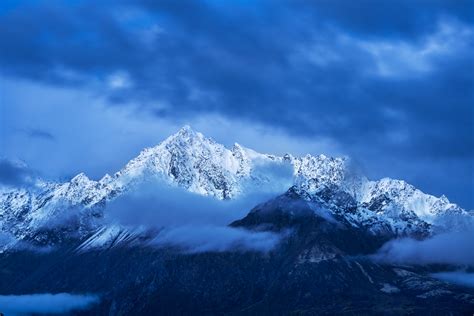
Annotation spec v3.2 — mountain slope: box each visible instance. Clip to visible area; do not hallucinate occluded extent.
[0,190,473,315]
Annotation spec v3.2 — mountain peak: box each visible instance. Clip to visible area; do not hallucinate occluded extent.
[161,125,210,148]
[70,172,91,185]
[177,124,195,135]
[174,125,202,140]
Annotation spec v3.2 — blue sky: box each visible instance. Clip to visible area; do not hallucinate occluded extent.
[0,0,473,208]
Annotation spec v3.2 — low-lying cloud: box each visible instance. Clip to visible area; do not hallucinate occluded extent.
[372,229,474,265]
[0,232,55,253]
[0,293,99,315]
[106,162,292,253]
[108,181,275,228]
[108,162,293,227]
[152,225,280,253]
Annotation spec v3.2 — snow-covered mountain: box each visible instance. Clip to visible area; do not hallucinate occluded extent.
[0,126,471,251]
[2,126,474,314]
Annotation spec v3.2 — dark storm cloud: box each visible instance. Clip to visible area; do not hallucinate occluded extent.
[0,0,473,206]
[293,0,474,38]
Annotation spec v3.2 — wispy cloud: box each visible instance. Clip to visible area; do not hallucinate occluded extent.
[25,128,56,141]
[355,20,474,78]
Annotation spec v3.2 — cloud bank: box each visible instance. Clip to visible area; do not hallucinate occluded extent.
[0,293,99,314]
[106,163,292,252]
[108,162,293,226]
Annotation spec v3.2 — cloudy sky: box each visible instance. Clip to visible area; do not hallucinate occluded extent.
[0,0,473,208]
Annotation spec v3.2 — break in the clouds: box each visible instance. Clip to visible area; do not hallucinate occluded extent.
[0,293,99,314]
[0,0,472,208]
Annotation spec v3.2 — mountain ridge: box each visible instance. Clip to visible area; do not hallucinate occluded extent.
[0,126,471,252]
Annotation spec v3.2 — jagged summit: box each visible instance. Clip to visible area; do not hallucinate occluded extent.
[115,125,275,199]
[0,126,472,252]
[177,124,194,133]
[163,125,205,145]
